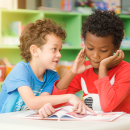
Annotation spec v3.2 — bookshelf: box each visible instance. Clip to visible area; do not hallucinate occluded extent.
[0,9,130,91]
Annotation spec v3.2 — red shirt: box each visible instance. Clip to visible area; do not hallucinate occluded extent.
[53,60,130,113]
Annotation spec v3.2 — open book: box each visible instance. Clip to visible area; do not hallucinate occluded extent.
[11,106,125,121]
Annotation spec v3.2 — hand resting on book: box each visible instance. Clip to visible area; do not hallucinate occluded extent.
[38,101,96,119]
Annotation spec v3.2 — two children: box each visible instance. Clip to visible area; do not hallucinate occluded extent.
[1,9,130,118]
[0,18,95,116]
[51,10,130,115]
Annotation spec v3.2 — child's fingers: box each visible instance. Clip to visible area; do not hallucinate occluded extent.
[38,103,54,118]
[111,50,120,60]
[83,46,86,53]
[74,103,82,113]
[118,50,123,60]
[113,50,124,62]
[119,50,124,60]
[81,105,87,114]
[77,48,86,60]
[43,103,55,116]
[85,105,97,116]
[85,65,92,71]
[41,106,48,118]
[44,106,52,116]
[77,49,83,59]
[38,108,45,119]
[50,106,55,113]
[76,104,87,115]
[46,103,55,114]
[121,50,125,59]
[72,103,79,111]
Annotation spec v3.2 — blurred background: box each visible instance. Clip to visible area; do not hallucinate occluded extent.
[2,0,129,13]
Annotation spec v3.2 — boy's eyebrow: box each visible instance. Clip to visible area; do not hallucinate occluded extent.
[100,46,109,48]
[52,44,62,48]
[86,42,93,47]
[86,42,109,48]
[52,44,59,46]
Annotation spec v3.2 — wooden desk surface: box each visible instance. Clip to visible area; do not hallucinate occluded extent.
[0,111,130,130]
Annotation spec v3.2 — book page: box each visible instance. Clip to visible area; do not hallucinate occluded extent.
[65,111,125,121]
[47,106,74,120]
[11,106,125,121]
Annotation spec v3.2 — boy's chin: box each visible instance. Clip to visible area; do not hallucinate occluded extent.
[50,67,57,71]
[91,64,99,69]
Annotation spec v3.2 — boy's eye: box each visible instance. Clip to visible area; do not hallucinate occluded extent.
[87,47,93,50]
[52,48,56,51]
[101,50,108,52]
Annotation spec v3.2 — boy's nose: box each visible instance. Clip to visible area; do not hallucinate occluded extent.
[93,52,100,59]
[57,52,61,58]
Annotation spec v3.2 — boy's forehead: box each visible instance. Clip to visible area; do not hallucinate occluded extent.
[86,32,113,41]
[44,34,63,47]
[85,32,114,46]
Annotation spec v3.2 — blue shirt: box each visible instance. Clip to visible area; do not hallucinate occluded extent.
[0,61,59,113]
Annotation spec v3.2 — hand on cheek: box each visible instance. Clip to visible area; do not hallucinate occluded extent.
[38,103,55,119]
[100,50,124,69]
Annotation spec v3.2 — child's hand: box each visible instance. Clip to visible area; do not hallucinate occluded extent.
[38,103,55,119]
[70,46,92,74]
[68,94,96,115]
[100,50,124,69]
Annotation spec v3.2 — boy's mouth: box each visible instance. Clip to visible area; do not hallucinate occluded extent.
[94,61,100,64]
[53,60,59,64]
[92,60,100,64]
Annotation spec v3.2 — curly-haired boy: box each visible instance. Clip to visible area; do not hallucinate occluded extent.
[0,18,95,117]
[52,10,130,114]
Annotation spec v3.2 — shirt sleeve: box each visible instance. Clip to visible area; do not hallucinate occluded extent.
[52,74,82,95]
[5,62,30,94]
[52,74,82,108]
[52,61,89,95]
[41,70,59,94]
[94,66,130,112]
[67,74,82,94]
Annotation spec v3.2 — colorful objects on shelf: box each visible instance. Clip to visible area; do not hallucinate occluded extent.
[0,57,15,81]
[60,0,72,12]
[9,21,24,36]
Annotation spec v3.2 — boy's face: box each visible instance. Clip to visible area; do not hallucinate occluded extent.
[38,33,62,70]
[84,32,118,69]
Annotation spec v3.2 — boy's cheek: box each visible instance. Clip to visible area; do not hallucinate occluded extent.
[85,51,89,58]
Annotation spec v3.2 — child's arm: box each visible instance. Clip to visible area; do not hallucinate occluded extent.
[56,46,92,90]
[17,86,96,115]
[99,50,124,79]
[95,50,130,112]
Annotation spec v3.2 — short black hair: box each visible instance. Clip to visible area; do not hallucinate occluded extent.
[82,10,124,48]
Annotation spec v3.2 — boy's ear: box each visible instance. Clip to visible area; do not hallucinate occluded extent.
[30,45,39,57]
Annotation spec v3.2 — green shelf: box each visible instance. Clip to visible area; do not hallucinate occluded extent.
[0,9,129,64]
[0,45,19,49]
[62,46,82,50]
[119,15,130,19]
[120,48,130,50]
